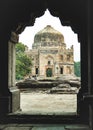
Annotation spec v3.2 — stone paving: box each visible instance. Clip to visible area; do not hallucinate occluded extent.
[0,124,90,130]
[20,88,77,115]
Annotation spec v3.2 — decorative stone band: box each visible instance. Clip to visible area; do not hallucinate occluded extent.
[40,50,58,54]
[10,31,19,43]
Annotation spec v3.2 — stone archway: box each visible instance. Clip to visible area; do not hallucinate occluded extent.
[0,0,91,126]
[46,68,52,77]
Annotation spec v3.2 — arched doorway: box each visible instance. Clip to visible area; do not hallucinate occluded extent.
[6,5,87,124]
[60,67,63,74]
[46,68,52,77]
[0,0,91,126]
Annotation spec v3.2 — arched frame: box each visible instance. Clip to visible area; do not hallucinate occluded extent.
[0,0,92,126]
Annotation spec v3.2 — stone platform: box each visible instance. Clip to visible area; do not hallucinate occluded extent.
[0,124,90,130]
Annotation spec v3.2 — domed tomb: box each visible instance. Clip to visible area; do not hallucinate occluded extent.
[26,25,74,78]
[32,25,65,49]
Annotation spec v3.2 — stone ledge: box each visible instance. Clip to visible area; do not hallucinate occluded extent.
[9,87,20,113]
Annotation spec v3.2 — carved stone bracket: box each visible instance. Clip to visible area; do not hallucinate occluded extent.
[10,32,19,43]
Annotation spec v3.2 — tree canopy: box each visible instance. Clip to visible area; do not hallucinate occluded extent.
[16,42,32,80]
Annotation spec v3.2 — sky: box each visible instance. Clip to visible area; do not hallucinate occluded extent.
[19,9,80,61]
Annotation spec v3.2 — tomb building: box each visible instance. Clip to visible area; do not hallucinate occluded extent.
[25,25,74,78]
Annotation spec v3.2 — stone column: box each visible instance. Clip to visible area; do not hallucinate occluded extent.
[78,1,93,127]
[0,35,11,116]
[0,32,20,116]
[87,0,93,129]
[77,25,89,123]
[8,32,20,113]
[8,41,15,87]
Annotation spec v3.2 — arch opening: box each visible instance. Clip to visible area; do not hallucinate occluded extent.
[13,9,81,115]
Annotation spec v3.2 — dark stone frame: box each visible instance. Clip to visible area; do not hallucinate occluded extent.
[0,0,93,128]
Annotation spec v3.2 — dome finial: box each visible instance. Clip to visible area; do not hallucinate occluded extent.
[46,25,51,27]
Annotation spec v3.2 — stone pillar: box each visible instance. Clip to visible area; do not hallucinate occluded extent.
[0,35,11,116]
[8,32,20,113]
[77,26,89,123]
[79,35,89,123]
[79,1,93,128]
[87,0,93,129]
[0,31,20,116]
[8,41,15,87]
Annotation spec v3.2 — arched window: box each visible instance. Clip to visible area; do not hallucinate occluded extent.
[67,54,70,61]
[48,60,51,65]
[60,67,63,74]
[36,68,38,74]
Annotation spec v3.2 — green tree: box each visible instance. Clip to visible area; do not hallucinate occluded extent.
[74,61,81,77]
[16,42,25,53]
[16,42,32,80]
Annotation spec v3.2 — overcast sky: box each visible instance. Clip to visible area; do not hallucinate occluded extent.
[19,9,80,61]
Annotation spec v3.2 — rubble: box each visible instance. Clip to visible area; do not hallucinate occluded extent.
[16,74,81,94]
[47,83,80,94]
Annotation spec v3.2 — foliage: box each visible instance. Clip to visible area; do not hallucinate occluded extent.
[74,61,81,77]
[16,42,32,80]
[16,42,26,53]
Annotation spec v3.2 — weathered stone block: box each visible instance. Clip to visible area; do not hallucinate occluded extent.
[10,88,20,113]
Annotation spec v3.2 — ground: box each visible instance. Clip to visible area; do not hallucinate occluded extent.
[20,88,77,115]
[0,88,89,130]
